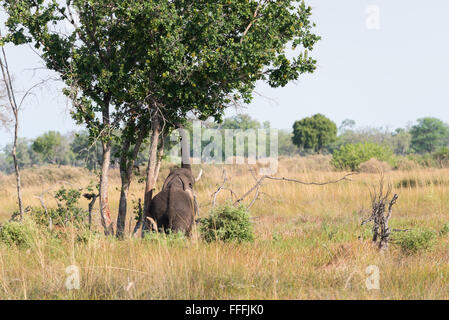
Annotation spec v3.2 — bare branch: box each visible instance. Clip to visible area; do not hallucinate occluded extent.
[234,172,357,205]
[211,169,228,208]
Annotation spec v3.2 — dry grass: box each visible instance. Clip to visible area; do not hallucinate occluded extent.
[1,157,449,299]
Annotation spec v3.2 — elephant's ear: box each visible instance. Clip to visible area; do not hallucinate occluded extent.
[162,174,176,190]
[181,175,195,191]
[180,175,189,191]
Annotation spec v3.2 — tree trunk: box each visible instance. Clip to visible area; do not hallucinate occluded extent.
[141,116,162,236]
[99,99,113,235]
[12,115,24,219]
[116,178,130,238]
[0,41,24,219]
[99,140,113,235]
[116,125,146,238]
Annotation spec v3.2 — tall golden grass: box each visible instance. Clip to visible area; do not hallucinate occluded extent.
[1,156,449,299]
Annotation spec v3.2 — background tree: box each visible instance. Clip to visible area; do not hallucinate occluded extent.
[278,130,299,156]
[390,128,411,155]
[331,142,394,171]
[32,131,74,165]
[338,118,355,133]
[410,117,449,154]
[292,113,337,153]
[0,30,27,218]
[70,131,103,171]
[3,138,33,171]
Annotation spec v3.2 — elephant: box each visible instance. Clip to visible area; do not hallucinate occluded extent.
[143,128,200,236]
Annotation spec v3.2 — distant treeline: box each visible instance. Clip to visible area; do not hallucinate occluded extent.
[1,114,449,173]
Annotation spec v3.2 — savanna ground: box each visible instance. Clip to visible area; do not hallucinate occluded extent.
[0,156,448,299]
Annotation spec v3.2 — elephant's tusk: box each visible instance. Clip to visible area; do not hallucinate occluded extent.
[145,217,158,232]
[195,169,203,182]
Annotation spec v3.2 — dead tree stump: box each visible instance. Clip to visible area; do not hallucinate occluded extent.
[362,177,398,250]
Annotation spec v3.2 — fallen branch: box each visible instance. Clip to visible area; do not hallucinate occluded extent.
[234,172,357,205]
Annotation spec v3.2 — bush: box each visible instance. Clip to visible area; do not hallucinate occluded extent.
[393,229,437,254]
[439,223,449,237]
[395,157,419,171]
[199,204,254,243]
[358,158,392,173]
[433,147,449,168]
[331,142,394,171]
[407,153,436,168]
[0,219,35,248]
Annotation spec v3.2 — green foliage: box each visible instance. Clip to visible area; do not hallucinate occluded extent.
[331,142,394,171]
[53,186,86,227]
[199,204,254,243]
[70,131,103,171]
[30,187,87,228]
[439,223,449,237]
[0,219,34,248]
[390,128,412,155]
[1,138,40,173]
[217,115,262,131]
[2,0,320,174]
[278,129,299,156]
[32,131,74,165]
[292,114,337,153]
[433,146,449,168]
[406,153,437,168]
[393,229,437,254]
[331,126,398,153]
[410,118,449,154]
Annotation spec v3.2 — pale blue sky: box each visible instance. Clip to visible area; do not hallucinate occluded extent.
[1,0,449,148]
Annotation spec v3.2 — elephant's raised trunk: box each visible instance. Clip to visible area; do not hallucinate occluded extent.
[179,127,191,170]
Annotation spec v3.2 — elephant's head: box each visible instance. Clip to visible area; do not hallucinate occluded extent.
[162,167,195,191]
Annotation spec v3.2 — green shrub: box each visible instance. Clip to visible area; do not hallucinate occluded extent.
[54,186,86,226]
[199,204,254,243]
[439,223,449,237]
[407,153,437,168]
[29,187,87,228]
[0,220,34,248]
[433,147,449,168]
[331,142,394,171]
[393,229,437,254]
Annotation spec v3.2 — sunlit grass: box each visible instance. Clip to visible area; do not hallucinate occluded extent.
[0,157,449,299]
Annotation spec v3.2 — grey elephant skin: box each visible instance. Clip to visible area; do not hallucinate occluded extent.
[147,165,197,235]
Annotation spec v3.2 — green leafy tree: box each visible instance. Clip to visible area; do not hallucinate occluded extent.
[3,138,32,172]
[0,151,8,172]
[292,114,337,153]
[218,114,261,130]
[433,146,449,168]
[331,142,394,171]
[410,118,449,154]
[32,131,73,165]
[3,0,320,237]
[278,130,299,156]
[2,0,154,234]
[70,131,103,171]
[390,128,411,155]
[338,119,356,133]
